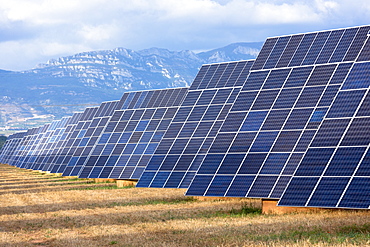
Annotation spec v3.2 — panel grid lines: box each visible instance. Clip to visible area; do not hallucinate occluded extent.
[213,76,287,196]
[278,60,370,208]
[144,88,237,188]
[136,61,254,189]
[259,37,280,70]
[192,60,340,198]
[326,30,346,63]
[72,88,189,180]
[335,145,370,208]
[187,77,273,194]
[302,87,369,207]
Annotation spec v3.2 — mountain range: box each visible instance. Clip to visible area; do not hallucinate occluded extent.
[0,42,262,135]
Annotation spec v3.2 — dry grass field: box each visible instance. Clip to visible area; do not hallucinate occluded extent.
[1,163,370,246]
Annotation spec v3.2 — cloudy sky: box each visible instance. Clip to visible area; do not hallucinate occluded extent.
[0,0,369,71]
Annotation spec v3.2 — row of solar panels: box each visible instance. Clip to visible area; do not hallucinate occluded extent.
[2,25,370,209]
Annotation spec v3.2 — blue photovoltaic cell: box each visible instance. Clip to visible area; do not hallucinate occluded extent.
[307,177,350,207]
[197,65,218,89]
[242,71,270,91]
[324,147,366,176]
[261,110,290,131]
[329,28,358,63]
[263,36,291,69]
[234,62,254,87]
[326,90,366,118]
[310,119,351,147]
[357,92,370,117]
[231,91,258,112]
[301,31,330,66]
[215,63,236,88]
[247,176,278,198]
[249,131,279,152]
[343,26,370,62]
[273,88,302,109]
[278,177,320,206]
[205,176,234,196]
[342,62,370,89]
[259,153,290,174]
[276,34,304,68]
[217,154,245,174]
[229,132,256,153]
[283,66,313,88]
[306,64,337,86]
[329,63,353,85]
[338,178,370,208]
[315,29,344,65]
[341,117,370,146]
[357,38,370,62]
[185,175,213,196]
[270,176,291,198]
[288,33,317,67]
[240,111,268,131]
[189,66,209,90]
[251,38,278,70]
[225,176,255,197]
[251,90,280,110]
[262,69,291,89]
[271,131,301,152]
[225,61,248,87]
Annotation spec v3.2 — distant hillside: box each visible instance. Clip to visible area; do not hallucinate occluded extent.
[197,42,261,63]
[0,136,6,149]
[0,42,263,134]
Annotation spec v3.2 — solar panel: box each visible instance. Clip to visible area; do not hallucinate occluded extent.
[77,87,188,179]
[34,113,85,173]
[278,61,370,209]
[35,117,77,171]
[136,60,254,188]
[184,26,370,205]
[184,63,351,198]
[251,26,367,71]
[56,107,103,176]
[186,27,369,208]
[10,124,53,170]
[0,132,26,166]
[16,125,50,169]
[55,101,121,175]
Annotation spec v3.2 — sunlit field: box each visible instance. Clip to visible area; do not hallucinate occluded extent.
[1,163,370,247]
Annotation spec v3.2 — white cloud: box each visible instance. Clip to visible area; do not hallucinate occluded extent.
[78,24,118,43]
[0,0,369,70]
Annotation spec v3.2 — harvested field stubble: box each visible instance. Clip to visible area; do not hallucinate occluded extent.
[0,164,370,246]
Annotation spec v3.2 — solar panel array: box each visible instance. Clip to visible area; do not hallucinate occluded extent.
[0,95,123,173]
[76,87,188,179]
[136,60,254,188]
[0,132,27,166]
[184,26,370,207]
[55,100,121,176]
[0,88,188,180]
[137,26,370,203]
[2,25,370,210]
